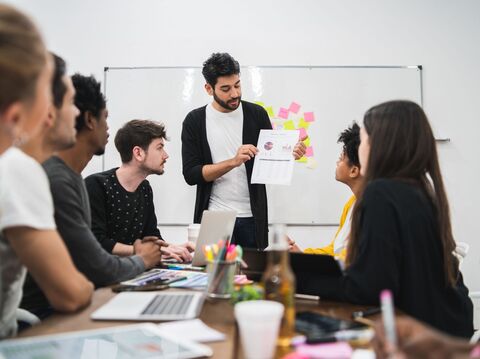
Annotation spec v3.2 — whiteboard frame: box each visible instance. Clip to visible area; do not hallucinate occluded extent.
[103,65,424,226]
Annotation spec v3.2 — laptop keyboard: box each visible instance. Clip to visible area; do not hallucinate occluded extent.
[142,293,195,316]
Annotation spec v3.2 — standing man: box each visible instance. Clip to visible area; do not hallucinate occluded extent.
[21,72,163,318]
[182,53,305,249]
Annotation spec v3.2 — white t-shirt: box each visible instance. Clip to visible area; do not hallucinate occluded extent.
[206,103,252,217]
[334,202,354,255]
[0,147,56,338]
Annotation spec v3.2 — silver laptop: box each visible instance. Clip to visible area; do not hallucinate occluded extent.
[190,210,236,266]
[91,210,236,322]
[91,291,205,321]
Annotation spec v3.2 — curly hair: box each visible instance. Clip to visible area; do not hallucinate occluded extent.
[337,122,360,167]
[71,73,106,132]
[202,52,240,87]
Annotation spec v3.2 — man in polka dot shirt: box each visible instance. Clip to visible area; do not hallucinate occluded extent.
[86,120,193,262]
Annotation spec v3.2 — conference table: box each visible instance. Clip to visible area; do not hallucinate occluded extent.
[18,287,374,358]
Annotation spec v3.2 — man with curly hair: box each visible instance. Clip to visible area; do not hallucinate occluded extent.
[290,123,362,261]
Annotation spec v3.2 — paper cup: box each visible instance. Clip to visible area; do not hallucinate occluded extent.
[187,223,201,244]
[234,300,284,359]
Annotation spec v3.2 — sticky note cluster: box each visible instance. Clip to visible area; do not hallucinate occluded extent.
[254,100,317,168]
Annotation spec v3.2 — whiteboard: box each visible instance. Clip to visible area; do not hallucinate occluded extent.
[103,66,422,225]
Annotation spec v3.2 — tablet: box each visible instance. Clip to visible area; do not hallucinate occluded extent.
[0,323,212,359]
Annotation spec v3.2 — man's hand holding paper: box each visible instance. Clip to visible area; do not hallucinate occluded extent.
[251,129,302,185]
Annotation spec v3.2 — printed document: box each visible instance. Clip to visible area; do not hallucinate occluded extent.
[251,129,299,185]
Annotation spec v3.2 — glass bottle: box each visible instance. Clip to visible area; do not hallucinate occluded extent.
[261,224,296,347]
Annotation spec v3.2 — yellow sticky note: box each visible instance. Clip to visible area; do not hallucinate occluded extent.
[298,118,310,129]
[296,156,308,163]
[254,101,265,108]
[303,137,311,147]
[284,120,295,130]
[265,106,274,118]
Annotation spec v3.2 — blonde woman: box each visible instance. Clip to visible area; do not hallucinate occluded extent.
[0,5,92,337]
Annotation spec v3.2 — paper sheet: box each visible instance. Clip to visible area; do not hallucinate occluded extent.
[157,319,226,343]
[251,130,299,185]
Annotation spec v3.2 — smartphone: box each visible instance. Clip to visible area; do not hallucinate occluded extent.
[111,276,186,292]
[112,283,170,292]
[296,311,366,340]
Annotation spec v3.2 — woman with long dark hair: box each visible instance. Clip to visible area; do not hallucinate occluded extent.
[298,100,473,338]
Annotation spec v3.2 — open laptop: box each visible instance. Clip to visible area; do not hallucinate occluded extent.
[166,210,236,267]
[91,291,205,321]
[92,210,236,322]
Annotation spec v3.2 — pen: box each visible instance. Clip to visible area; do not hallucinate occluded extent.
[351,307,381,319]
[380,289,397,350]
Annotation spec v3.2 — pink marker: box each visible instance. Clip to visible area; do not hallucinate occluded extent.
[380,290,397,350]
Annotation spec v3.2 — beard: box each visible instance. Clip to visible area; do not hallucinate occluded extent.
[141,162,165,176]
[213,91,241,111]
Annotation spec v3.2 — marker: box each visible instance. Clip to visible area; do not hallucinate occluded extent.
[380,289,397,350]
[291,329,374,345]
[166,265,183,270]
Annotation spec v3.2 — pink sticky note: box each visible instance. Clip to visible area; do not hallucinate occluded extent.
[306,146,314,157]
[299,127,307,140]
[278,107,289,119]
[304,112,315,122]
[289,101,301,114]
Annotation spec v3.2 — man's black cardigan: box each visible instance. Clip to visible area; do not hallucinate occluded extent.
[181,101,272,249]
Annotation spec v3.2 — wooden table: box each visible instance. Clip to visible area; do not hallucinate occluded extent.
[18,288,372,358]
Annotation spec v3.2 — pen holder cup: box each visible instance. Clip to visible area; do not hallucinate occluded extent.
[206,260,237,299]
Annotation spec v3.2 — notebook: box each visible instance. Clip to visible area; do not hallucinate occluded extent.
[91,291,205,321]
[0,323,212,359]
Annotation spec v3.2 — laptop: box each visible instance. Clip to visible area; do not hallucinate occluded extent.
[91,291,205,321]
[167,210,236,267]
[241,249,343,293]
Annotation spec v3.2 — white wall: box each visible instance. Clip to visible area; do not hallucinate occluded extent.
[9,0,480,290]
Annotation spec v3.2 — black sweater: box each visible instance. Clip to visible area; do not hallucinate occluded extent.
[297,179,473,338]
[85,168,162,253]
[181,101,272,249]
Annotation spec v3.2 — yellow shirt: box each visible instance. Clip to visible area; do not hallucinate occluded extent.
[304,195,356,262]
